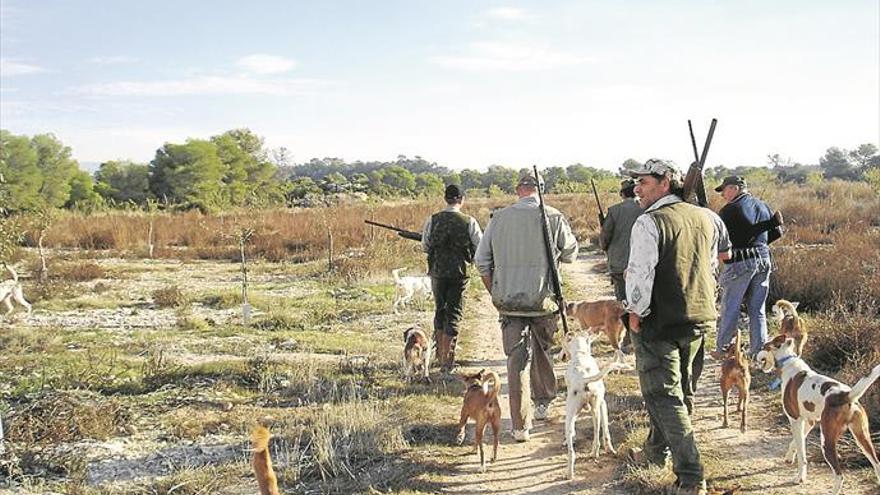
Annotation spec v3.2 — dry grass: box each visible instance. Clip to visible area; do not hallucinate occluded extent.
[151,284,189,308]
[5,390,130,444]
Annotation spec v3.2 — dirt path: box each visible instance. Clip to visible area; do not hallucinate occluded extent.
[439,251,624,494]
[437,250,880,494]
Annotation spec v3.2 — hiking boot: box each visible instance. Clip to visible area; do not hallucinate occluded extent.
[512,429,531,442]
[534,403,550,421]
[673,480,707,495]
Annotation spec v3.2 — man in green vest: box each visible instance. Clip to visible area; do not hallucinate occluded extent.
[421,184,483,371]
[623,159,725,495]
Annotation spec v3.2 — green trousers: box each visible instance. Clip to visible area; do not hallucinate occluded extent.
[631,331,704,488]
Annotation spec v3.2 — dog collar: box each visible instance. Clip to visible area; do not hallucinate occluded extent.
[775,355,795,368]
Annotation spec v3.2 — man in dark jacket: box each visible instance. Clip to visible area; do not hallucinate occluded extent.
[599,179,643,301]
[712,176,781,359]
[421,184,482,371]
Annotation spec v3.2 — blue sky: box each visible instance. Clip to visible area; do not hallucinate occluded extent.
[1,0,878,171]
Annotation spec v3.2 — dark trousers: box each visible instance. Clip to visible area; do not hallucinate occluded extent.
[632,331,704,487]
[431,276,468,337]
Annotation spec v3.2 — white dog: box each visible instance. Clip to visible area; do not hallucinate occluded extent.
[391,268,432,313]
[563,331,625,480]
[1,264,31,318]
[756,335,880,494]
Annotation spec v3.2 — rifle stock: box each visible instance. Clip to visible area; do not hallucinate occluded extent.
[534,166,570,334]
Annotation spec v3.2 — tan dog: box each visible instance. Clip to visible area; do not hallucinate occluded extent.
[403,327,431,381]
[455,369,502,472]
[565,299,626,361]
[757,336,880,494]
[772,299,808,356]
[252,426,281,495]
[720,331,750,432]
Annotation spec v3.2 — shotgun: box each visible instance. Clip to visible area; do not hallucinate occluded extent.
[682,119,717,207]
[590,178,606,226]
[534,166,570,335]
[364,220,422,241]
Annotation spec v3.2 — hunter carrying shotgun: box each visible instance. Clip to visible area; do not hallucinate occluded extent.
[621,120,732,495]
[474,168,578,442]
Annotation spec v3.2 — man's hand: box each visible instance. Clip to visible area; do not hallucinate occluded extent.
[628,313,641,334]
[480,274,492,293]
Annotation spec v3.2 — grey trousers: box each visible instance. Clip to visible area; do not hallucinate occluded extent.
[501,314,558,430]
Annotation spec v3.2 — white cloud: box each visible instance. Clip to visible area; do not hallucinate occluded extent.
[0,58,47,76]
[430,41,594,71]
[89,55,139,65]
[483,7,529,21]
[72,75,330,97]
[236,54,297,74]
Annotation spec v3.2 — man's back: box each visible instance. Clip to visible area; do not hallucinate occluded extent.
[475,197,577,316]
[600,198,643,273]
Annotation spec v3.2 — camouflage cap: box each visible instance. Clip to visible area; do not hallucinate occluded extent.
[627,159,682,182]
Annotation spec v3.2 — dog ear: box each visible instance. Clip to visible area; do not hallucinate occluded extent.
[791,301,800,310]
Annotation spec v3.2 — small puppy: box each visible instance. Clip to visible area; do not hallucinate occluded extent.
[563,331,626,480]
[456,369,501,472]
[756,335,880,494]
[252,425,281,495]
[772,299,808,356]
[1,264,32,318]
[403,326,431,381]
[565,299,627,362]
[719,331,750,432]
[391,268,432,313]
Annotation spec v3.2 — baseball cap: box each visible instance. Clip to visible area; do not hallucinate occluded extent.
[444,184,463,200]
[628,159,682,182]
[714,176,747,192]
[517,170,545,188]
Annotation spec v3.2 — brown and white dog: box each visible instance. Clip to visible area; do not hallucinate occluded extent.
[756,335,880,494]
[719,331,750,432]
[565,299,627,362]
[403,326,431,381]
[455,369,502,472]
[772,299,808,356]
[1,264,32,318]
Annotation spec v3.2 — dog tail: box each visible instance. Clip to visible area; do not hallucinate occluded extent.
[252,426,281,495]
[581,361,627,388]
[392,268,403,283]
[847,364,880,404]
[733,330,743,364]
[483,370,501,401]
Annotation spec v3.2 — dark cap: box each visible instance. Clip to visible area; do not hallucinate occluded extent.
[714,175,746,192]
[517,170,544,188]
[620,178,636,192]
[444,184,463,201]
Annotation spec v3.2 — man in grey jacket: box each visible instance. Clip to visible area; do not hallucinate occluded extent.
[599,179,643,301]
[474,170,579,442]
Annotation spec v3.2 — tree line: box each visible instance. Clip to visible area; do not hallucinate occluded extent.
[1,127,878,214]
